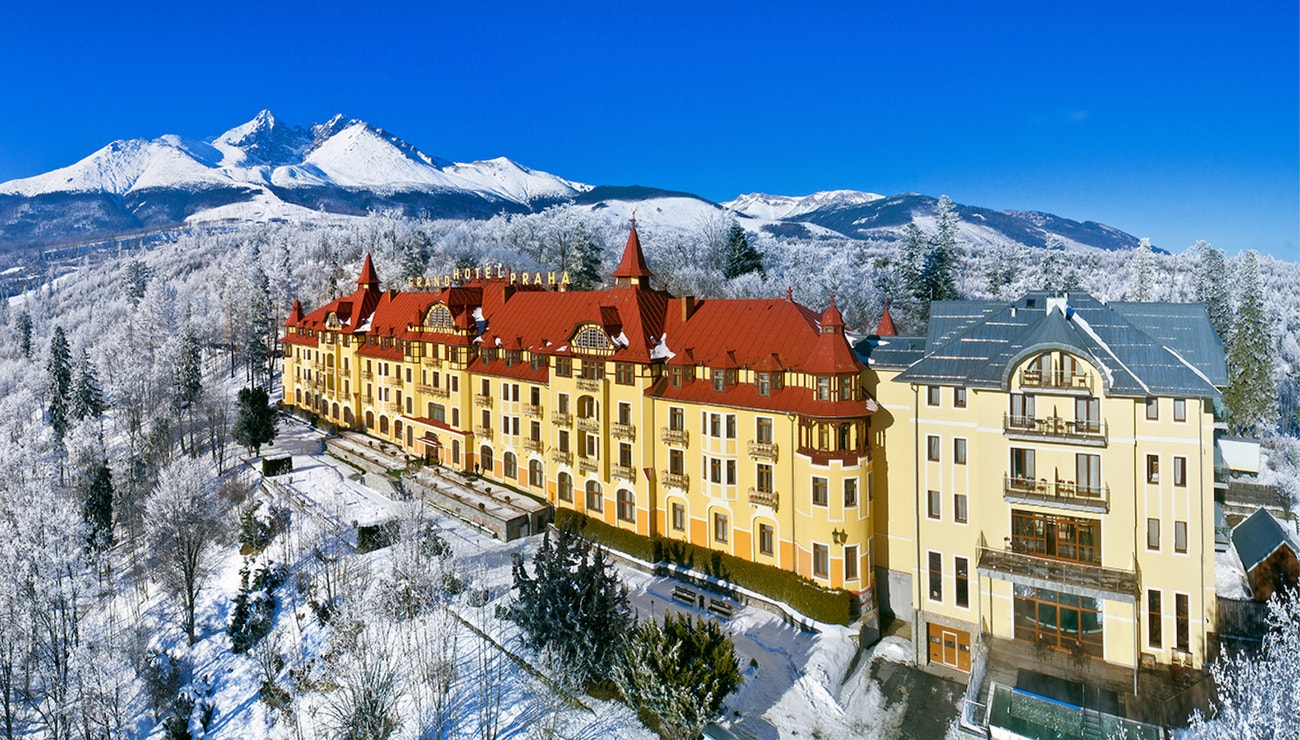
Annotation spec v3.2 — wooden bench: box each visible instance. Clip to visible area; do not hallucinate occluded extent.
[672,585,697,606]
[707,598,734,620]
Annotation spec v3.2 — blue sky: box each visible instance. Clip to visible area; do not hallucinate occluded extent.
[1,1,1295,259]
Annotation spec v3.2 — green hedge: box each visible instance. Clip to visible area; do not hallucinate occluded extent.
[553,509,855,625]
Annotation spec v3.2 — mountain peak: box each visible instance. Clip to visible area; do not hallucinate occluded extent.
[215,110,309,166]
[725,189,885,220]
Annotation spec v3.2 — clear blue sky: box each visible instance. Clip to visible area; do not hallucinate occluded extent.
[1,1,1296,259]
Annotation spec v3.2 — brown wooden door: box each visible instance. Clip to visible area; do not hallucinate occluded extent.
[929,625,972,672]
[956,629,971,672]
[928,625,943,664]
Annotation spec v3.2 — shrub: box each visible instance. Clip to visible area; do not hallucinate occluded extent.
[228,560,286,653]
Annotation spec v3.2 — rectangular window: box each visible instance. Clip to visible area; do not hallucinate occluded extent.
[753,524,773,556]
[619,442,632,467]
[530,385,541,406]
[714,513,729,544]
[928,490,941,519]
[726,460,736,486]
[672,503,685,532]
[954,494,968,524]
[669,406,684,431]
[618,402,631,425]
[954,387,967,408]
[450,375,458,392]
[927,385,941,406]
[817,377,831,401]
[615,363,635,385]
[757,373,771,396]
[587,486,603,513]
[432,404,446,422]
[1010,393,1035,426]
[839,376,854,401]
[617,490,635,523]
[1148,589,1162,648]
[725,414,736,439]
[927,435,940,462]
[1076,453,1101,495]
[929,551,942,601]
[482,378,490,396]
[1147,455,1160,484]
[1173,398,1187,422]
[1176,594,1190,652]
[710,414,721,438]
[451,408,459,427]
[844,479,858,507]
[813,544,829,579]
[868,472,874,501]
[1175,521,1188,553]
[558,393,570,414]
[669,449,684,475]
[756,417,773,444]
[1075,396,1101,432]
[1174,456,1187,487]
[556,358,572,377]
[713,371,725,392]
[1011,510,1101,564]
[559,430,570,453]
[954,438,967,465]
[709,458,722,484]
[1146,397,1159,420]
[1147,518,1160,550]
[501,382,510,400]
[757,463,773,494]
[955,557,969,608]
[844,545,859,581]
[812,477,829,507]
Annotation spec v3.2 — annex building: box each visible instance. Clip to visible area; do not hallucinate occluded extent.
[282,223,1229,688]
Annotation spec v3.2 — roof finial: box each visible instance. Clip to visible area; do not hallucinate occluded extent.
[786,286,793,301]
[829,292,836,308]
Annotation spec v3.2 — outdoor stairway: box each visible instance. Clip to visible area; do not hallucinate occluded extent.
[1081,709,1103,740]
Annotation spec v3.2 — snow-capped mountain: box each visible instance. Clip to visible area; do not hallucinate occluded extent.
[724,190,885,220]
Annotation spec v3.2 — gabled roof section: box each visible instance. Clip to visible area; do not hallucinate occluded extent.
[1108,302,1228,387]
[285,299,303,326]
[1233,508,1298,572]
[612,220,653,285]
[357,253,380,289]
[876,300,896,337]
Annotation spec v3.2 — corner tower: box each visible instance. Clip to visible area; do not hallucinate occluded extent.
[612,219,653,289]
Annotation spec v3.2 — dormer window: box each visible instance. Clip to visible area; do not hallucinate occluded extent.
[425,304,454,330]
[530,356,542,371]
[573,325,613,352]
[505,350,520,367]
[713,370,725,392]
[839,377,854,401]
[758,373,771,397]
[671,366,684,388]
[817,377,831,401]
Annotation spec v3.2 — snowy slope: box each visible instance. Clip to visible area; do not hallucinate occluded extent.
[725,190,885,220]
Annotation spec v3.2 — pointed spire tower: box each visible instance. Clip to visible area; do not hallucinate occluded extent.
[875,299,896,337]
[356,253,380,292]
[612,218,653,289]
[285,298,304,327]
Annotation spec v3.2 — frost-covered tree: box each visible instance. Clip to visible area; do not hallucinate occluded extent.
[123,259,150,306]
[46,326,72,443]
[721,222,764,279]
[1223,250,1278,436]
[612,613,743,740]
[321,623,403,740]
[1193,240,1232,342]
[15,311,32,359]
[1128,238,1156,301]
[70,348,105,422]
[566,223,604,291]
[79,458,114,551]
[147,459,227,645]
[233,386,277,456]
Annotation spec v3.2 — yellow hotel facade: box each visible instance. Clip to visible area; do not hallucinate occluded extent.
[282,226,1227,678]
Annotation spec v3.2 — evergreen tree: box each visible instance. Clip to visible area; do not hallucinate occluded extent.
[899,222,928,299]
[70,349,105,421]
[16,311,32,359]
[927,194,960,300]
[1223,250,1278,436]
[721,222,764,279]
[611,613,743,740]
[1193,240,1232,342]
[508,519,632,684]
[124,260,151,306]
[233,386,277,456]
[80,459,114,551]
[173,327,203,412]
[1128,237,1156,301]
[399,234,430,284]
[47,326,72,441]
[566,224,604,291]
[1039,236,1067,291]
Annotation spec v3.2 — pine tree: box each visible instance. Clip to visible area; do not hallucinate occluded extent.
[124,260,151,306]
[173,327,203,412]
[900,222,928,299]
[1128,237,1156,301]
[1039,235,1067,291]
[721,222,764,279]
[233,386,277,456]
[399,235,430,284]
[47,326,72,442]
[1223,250,1278,436]
[928,194,960,300]
[567,224,604,291]
[80,459,114,551]
[1193,240,1232,342]
[70,349,105,421]
[16,311,32,359]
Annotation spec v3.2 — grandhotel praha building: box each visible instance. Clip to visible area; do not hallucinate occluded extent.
[283,224,1226,677]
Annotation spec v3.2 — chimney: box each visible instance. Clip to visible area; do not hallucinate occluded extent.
[681,296,698,321]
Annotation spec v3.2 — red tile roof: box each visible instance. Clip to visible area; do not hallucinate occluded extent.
[357,253,380,288]
[648,377,873,419]
[876,299,896,337]
[612,220,653,280]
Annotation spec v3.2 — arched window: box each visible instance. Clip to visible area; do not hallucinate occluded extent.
[379,416,390,434]
[332,403,340,419]
[616,489,635,524]
[503,451,517,479]
[425,304,455,330]
[295,389,302,404]
[365,411,374,429]
[558,472,573,502]
[573,325,612,351]
[529,460,544,488]
[578,395,599,419]
[480,445,494,474]
[585,480,604,512]
[343,407,354,426]
[394,420,404,440]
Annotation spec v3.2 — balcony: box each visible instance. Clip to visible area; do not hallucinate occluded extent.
[1003,414,1107,446]
[747,440,779,461]
[360,370,374,381]
[474,425,493,439]
[422,355,441,368]
[660,428,689,447]
[1019,368,1093,393]
[523,438,544,453]
[576,377,602,392]
[416,383,435,395]
[1003,475,1110,514]
[661,471,690,490]
[747,488,779,510]
[361,394,374,405]
[976,546,1137,604]
[611,463,637,482]
[611,423,636,441]
[386,374,404,387]
[522,404,543,418]
[551,411,573,427]
[549,449,572,466]
[576,417,600,433]
[473,394,493,408]
[577,456,598,475]
[388,402,404,415]
[428,386,450,399]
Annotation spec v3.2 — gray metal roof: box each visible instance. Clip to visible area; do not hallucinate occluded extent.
[1232,508,1298,572]
[854,335,927,370]
[888,291,1224,398]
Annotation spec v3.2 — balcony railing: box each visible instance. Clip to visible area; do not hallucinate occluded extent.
[748,488,779,510]
[360,370,374,381]
[523,438,544,453]
[422,356,441,368]
[611,423,636,441]
[611,463,636,482]
[361,394,374,405]
[1019,368,1093,392]
[473,425,493,438]
[474,394,493,408]
[747,440,779,461]
[428,386,450,398]
[577,456,598,475]
[660,428,689,447]
[1003,475,1110,513]
[1003,414,1107,445]
[386,374,404,386]
[551,412,573,427]
[523,404,543,418]
[388,402,404,414]
[661,471,690,490]
[976,546,1137,604]
[576,417,599,433]
[549,449,572,466]
[576,377,602,392]
[416,383,435,395]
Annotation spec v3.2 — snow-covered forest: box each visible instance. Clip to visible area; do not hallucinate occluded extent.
[1,206,1298,738]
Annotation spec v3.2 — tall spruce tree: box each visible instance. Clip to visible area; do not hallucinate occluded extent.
[1193,240,1232,342]
[16,311,32,359]
[80,459,114,551]
[233,386,277,456]
[1128,238,1156,301]
[123,260,150,306]
[721,222,764,279]
[1224,251,1277,436]
[70,348,105,421]
[46,326,72,442]
[567,224,604,291]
